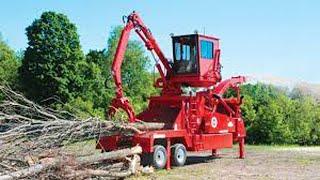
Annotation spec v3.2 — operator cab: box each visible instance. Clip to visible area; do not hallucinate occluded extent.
[171,34,221,87]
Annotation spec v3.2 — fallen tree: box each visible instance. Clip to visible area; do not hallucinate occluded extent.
[0,86,157,179]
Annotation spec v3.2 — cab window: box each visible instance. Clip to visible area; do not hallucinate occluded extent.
[200,40,213,59]
[173,36,198,74]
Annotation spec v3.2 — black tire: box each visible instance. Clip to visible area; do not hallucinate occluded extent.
[152,145,167,169]
[171,143,187,166]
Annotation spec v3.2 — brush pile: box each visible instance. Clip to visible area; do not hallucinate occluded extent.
[0,86,155,179]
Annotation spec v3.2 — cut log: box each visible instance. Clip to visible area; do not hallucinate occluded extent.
[0,146,142,180]
[129,122,165,131]
[0,164,48,180]
[128,154,141,174]
[76,145,142,165]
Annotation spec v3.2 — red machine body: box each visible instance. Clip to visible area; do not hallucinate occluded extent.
[97,11,246,170]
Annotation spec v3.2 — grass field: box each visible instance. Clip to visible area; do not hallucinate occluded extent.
[130,145,320,180]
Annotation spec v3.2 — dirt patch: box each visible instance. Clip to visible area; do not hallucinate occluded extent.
[131,146,320,180]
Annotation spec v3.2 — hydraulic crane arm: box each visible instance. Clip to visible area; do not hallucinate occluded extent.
[109,11,173,122]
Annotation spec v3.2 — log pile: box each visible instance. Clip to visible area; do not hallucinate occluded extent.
[0,86,156,179]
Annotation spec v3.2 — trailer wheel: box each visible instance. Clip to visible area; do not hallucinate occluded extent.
[153,145,167,169]
[172,143,187,166]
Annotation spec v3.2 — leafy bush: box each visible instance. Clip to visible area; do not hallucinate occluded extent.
[241,83,320,145]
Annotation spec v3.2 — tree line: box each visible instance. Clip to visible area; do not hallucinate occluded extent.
[0,11,319,145]
[1,11,157,118]
[241,83,320,145]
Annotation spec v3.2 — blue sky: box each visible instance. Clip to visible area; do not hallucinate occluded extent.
[0,1,319,84]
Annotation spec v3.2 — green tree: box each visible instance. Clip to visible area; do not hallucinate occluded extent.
[311,104,320,144]
[241,83,293,144]
[289,97,315,145]
[0,35,20,87]
[240,95,257,142]
[83,50,113,108]
[19,11,85,103]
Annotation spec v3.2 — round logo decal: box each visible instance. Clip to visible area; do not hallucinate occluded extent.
[211,117,218,128]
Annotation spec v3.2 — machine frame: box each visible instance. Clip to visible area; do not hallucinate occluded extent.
[97,11,246,170]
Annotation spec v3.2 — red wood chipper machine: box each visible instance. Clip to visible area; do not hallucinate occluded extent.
[97,11,246,169]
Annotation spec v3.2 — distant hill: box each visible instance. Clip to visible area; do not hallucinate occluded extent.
[247,74,320,100]
[292,82,320,101]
